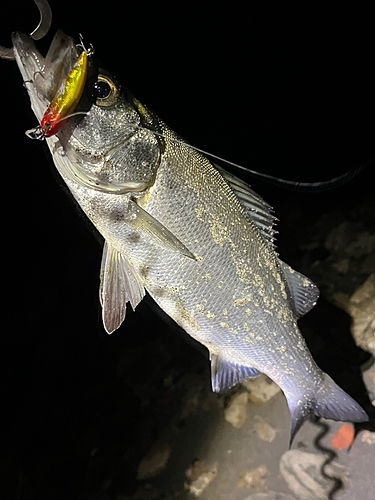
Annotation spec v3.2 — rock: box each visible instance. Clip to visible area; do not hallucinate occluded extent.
[361,252,375,274]
[137,442,171,479]
[324,222,352,253]
[253,415,277,442]
[364,367,375,406]
[332,258,349,274]
[279,450,347,499]
[334,274,375,356]
[224,391,248,428]
[244,492,297,500]
[324,223,375,257]
[242,374,280,404]
[360,430,375,445]
[237,465,268,490]
[345,232,375,258]
[184,460,218,497]
[131,484,161,500]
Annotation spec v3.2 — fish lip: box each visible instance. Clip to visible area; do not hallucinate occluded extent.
[11,31,47,121]
[11,31,45,82]
[12,30,77,122]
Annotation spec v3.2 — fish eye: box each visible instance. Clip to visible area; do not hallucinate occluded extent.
[94,75,119,107]
[94,80,110,98]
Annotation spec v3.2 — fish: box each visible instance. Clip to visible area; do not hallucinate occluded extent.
[1,6,368,443]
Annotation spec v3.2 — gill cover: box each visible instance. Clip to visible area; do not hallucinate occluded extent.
[56,79,164,195]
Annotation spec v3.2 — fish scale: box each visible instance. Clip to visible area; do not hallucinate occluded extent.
[5,24,368,444]
[131,126,318,377]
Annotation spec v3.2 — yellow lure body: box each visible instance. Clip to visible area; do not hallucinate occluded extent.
[41,51,88,137]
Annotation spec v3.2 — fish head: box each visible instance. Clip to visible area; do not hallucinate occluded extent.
[12,30,163,194]
[12,30,78,123]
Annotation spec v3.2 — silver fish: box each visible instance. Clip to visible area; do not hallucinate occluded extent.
[2,13,368,442]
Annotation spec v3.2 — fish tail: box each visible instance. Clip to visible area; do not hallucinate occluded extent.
[286,372,368,446]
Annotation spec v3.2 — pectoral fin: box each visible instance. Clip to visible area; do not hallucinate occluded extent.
[128,199,195,259]
[100,242,145,334]
[210,352,261,393]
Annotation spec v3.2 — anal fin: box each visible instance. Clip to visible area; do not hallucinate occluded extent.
[210,352,261,393]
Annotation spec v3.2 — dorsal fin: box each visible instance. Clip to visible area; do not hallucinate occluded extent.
[217,165,278,249]
[279,261,320,317]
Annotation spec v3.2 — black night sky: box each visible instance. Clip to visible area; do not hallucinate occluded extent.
[1,2,374,499]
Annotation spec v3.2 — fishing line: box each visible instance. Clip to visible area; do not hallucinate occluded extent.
[25,112,89,140]
[145,128,373,192]
[31,113,371,191]
[310,415,344,500]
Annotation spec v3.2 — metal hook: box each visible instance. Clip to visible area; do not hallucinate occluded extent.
[0,0,52,61]
[77,33,95,57]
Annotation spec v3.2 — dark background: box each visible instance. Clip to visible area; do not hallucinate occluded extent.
[1,1,374,498]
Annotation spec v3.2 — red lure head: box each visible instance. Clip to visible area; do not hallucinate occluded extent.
[40,110,56,136]
[38,50,88,138]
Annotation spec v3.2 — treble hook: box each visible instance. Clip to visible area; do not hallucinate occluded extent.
[0,0,52,60]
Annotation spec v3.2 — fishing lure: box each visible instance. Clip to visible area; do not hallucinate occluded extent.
[26,49,88,140]
[0,1,370,187]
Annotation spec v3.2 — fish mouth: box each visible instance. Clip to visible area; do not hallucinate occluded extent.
[12,30,79,122]
[12,31,159,195]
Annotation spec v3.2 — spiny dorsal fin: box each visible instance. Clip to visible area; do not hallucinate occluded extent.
[210,352,261,393]
[100,242,145,333]
[216,165,278,249]
[279,260,319,317]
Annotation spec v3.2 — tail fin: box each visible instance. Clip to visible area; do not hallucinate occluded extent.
[286,373,368,445]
